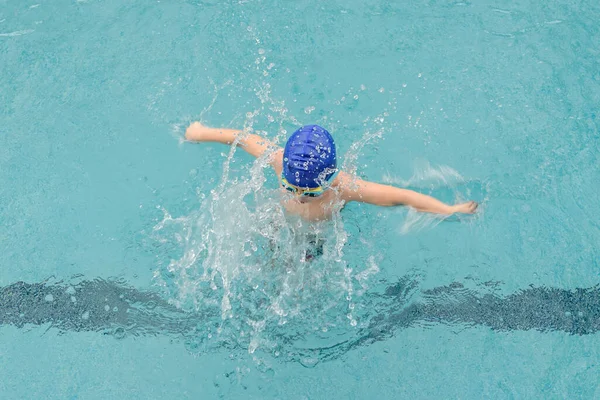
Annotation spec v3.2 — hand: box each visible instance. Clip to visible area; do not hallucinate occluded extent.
[450,201,478,214]
[185,122,211,141]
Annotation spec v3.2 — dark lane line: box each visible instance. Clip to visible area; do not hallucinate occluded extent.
[2,278,598,361]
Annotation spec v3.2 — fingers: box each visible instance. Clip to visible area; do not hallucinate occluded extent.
[464,201,478,214]
[454,201,478,214]
[468,201,478,213]
[185,122,207,141]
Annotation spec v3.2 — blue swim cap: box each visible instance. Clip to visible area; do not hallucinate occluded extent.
[283,125,337,189]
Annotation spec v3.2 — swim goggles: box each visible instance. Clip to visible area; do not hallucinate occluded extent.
[281,176,326,197]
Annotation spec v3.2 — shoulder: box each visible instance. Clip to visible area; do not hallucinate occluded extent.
[332,172,390,204]
[332,172,360,202]
[332,171,353,187]
[270,148,284,176]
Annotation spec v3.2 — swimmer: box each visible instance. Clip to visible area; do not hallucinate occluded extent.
[185,123,478,221]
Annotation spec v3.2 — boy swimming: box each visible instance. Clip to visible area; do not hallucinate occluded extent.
[185,123,478,221]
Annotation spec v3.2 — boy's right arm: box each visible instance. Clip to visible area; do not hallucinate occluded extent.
[185,122,283,175]
[338,172,477,215]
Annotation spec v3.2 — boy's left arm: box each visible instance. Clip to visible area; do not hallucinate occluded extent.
[338,172,477,215]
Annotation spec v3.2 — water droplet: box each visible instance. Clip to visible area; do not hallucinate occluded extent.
[81,311,90,320]
[44,294,54,302]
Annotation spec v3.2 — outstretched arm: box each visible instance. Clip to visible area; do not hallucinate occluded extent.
[185,122,283,175]
[338,172,477,215]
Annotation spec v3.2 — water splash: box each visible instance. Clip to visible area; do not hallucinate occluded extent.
[382,160,466,188]
[152,179,374,355]
[153,94,381,355]
[150,71,400,356]
[382,160,487,234]
[151,27,420,357]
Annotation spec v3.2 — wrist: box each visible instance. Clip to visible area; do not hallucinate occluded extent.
[444,205,456,215]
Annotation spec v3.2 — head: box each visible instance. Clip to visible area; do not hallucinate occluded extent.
[281,125,337,198]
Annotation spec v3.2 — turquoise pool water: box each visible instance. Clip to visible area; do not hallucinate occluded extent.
[1,0,600,398]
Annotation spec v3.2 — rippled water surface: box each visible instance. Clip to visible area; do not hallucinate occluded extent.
[1,0,599,398]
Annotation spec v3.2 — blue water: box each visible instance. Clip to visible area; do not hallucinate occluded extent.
[1,0,600,398]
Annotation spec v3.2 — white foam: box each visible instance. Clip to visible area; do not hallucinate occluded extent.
[0,29,34,37]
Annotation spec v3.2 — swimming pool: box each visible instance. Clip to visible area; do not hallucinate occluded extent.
[1,0,599,398]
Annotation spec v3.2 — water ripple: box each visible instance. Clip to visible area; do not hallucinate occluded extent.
[0,29,34,37]
[2,276,599,366]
